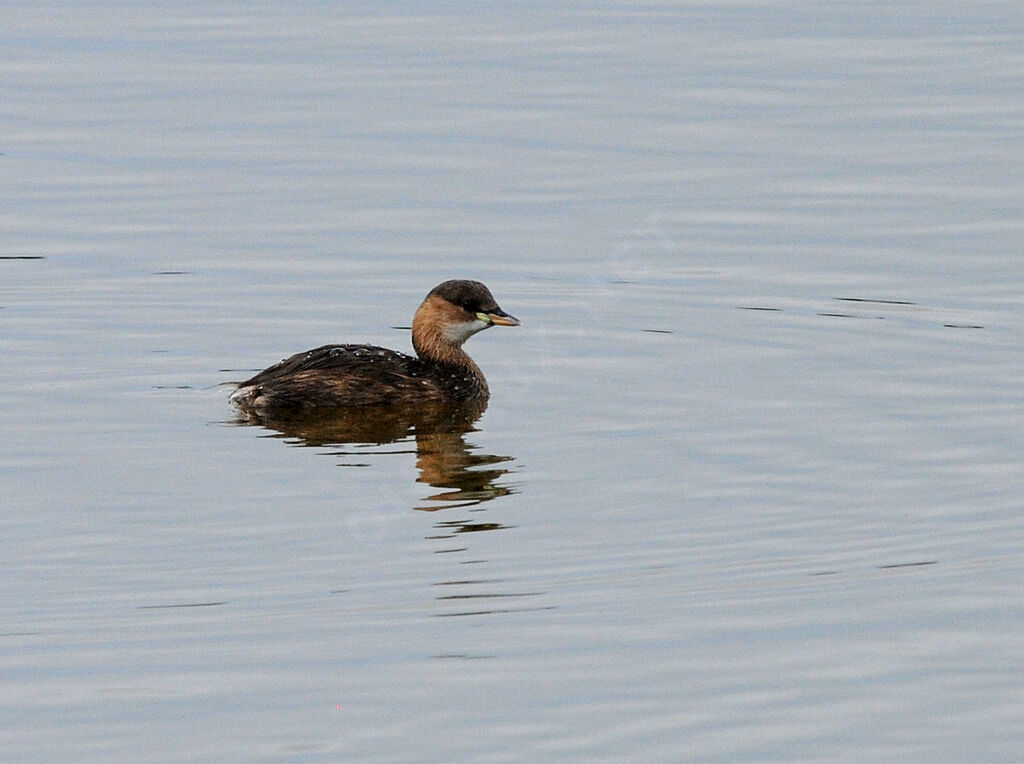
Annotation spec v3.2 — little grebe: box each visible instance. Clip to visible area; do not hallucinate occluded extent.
[229,280,519,415]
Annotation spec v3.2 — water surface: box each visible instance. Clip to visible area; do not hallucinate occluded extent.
[3,1,1023,760]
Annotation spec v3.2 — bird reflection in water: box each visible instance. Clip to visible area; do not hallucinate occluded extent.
[233,398,516,514]
[234,400,549,621]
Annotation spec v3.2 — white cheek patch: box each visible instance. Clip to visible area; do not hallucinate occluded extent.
[443,318,490,343]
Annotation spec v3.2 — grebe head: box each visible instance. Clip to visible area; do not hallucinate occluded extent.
[412,280,519,359]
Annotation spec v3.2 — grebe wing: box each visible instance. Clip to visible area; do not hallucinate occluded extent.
[237,344,419,387]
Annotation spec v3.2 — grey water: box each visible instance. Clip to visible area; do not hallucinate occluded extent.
[3,1,1023,760]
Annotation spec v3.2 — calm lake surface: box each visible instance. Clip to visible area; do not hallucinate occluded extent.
[4,1,1023,760]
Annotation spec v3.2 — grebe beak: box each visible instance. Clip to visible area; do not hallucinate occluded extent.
[478,310,520,327]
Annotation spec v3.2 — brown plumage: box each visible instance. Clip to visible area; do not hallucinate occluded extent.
[229,280,519,416]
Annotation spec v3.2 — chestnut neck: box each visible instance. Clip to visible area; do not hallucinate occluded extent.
[410,298,488,396]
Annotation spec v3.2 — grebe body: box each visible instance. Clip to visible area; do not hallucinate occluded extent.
[229,280,518,415]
